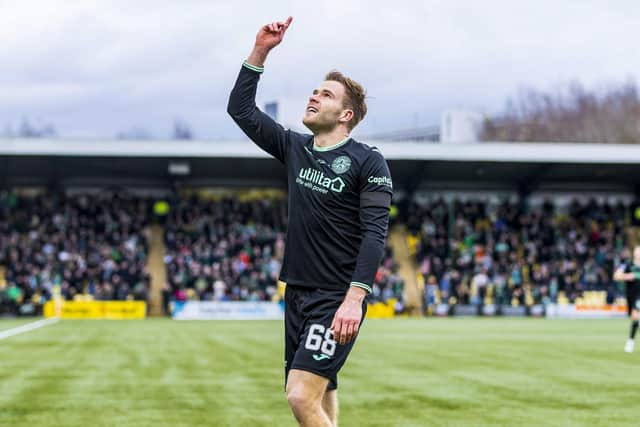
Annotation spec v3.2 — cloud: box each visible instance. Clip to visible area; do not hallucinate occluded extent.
[0,0,638,138]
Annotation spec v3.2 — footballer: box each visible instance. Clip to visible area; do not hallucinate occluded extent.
[227,16,393,427]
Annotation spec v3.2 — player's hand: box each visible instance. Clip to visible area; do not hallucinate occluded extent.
[331,287,366,345]
[255,16,293,51]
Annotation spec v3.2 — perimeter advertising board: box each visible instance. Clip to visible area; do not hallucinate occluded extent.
[43,301,146,319]
[172,300,398,320]
[546,304,627,319]
[173,301,284,320]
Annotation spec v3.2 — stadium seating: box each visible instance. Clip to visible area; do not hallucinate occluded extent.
[408,196,628,310]
[163,195,287,305]
[0,190,405,316]
[162,194,402,313]
[6,189,627,317]
[0,192,151,315]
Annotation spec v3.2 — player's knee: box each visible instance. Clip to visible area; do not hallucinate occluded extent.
[286,388,314,414]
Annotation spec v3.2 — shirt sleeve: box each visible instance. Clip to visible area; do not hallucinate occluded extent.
[350,150,393,293]
[227,62,290,163]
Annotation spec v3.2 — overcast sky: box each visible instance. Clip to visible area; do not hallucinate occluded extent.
[1,0,638,139]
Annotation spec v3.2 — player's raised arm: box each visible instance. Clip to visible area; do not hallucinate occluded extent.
[227,17,293,163]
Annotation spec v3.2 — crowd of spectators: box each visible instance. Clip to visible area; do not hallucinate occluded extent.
[4,188,630,316]
[163,195,288,311]
[163,195,403,313]
[0,190,402,316]
[410,196,629,310]
[0,191,151,315]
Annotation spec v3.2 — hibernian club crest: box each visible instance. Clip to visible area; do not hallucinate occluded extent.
[331,156,352,174]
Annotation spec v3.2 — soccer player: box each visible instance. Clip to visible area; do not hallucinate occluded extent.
[613,246,640,353]
[227,17,393,426]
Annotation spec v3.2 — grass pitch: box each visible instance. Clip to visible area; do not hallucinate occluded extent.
[0,318,638,427]
[0,318,37,331]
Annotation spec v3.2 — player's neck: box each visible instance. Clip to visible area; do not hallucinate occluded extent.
[313,128,350,150]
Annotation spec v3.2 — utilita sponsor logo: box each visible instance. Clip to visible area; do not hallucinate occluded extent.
[368,176,393,188]
[297,168,345,193]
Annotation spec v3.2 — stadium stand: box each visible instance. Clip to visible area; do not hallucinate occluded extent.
[1,183,634,319]
[162,193,403,314]
[1,186,631,318]
[0,188,406,316]
[5,138,640,320]
[0,192,151,315]
[163,194,288,306]
[408,196,629,311]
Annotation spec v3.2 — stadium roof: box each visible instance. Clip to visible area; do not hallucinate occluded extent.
[2,139,640,193]
[3,139,640,164]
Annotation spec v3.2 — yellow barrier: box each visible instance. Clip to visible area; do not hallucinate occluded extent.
[103,301,147,319]
[366,298,397,319]
[44,301,146,319]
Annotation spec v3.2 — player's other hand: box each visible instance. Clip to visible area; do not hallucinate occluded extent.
[331,287,366,345]
[255,16,293,51]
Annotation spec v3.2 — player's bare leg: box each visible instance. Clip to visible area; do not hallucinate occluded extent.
[322,390,338,427]
[625,308,639,352]
[286,369,333,427]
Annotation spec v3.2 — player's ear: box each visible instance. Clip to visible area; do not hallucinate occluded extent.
[339,109,354,125]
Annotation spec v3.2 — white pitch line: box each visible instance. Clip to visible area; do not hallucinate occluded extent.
[0,318,59,341]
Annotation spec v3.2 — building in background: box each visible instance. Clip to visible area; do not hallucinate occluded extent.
[440,110,483,144]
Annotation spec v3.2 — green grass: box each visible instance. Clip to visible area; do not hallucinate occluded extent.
[0,318,38,331]
[0,318,638,427]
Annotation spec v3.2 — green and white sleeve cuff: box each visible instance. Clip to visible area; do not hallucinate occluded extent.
[243,61,264,73]
[350,282,372,293]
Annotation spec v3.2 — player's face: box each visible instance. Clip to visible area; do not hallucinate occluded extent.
[634,247,640,264]
[302,81,352,134]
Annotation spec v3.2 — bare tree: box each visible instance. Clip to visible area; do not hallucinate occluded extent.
[482,81,640,143]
